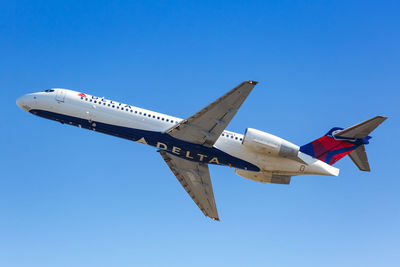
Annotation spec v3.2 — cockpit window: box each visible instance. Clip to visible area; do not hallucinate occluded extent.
[44,89,55,93]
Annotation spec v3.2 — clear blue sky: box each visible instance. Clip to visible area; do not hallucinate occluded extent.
[1,1,399,266]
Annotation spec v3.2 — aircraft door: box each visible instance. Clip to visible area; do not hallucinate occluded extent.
[86,104,96,124]
[55,90,66,102]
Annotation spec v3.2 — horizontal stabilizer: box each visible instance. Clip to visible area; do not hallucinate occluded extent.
[300,115,387,168]
[335,116,387,139]
[348,145,370,172]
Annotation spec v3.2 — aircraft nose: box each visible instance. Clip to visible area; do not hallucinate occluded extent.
[16,94,31,111]
[16,95,24,108]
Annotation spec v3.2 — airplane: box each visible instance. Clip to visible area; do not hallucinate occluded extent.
[16,81,387,221]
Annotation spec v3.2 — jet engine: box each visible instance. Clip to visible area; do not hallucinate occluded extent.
[242,128,299,159]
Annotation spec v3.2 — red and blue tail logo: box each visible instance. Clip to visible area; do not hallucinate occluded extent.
[300,128,370,165]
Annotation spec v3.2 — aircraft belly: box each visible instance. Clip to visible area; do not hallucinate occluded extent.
[29,109,260,172]
[31,107,302,175]
[151,135,259,171]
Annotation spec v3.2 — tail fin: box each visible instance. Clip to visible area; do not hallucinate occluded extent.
[300,116,387,170]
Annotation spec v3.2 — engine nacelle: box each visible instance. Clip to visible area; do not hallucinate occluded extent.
[235,169,291,184]
[242,128,299,159]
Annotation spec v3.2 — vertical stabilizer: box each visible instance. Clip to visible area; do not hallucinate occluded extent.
[300,116,387,171]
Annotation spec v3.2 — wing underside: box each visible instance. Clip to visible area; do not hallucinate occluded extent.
[158,81,258,220]
[159,150,219,220]
[165,81,257,147]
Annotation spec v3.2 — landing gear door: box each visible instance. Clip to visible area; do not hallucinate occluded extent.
[55,90,65,102]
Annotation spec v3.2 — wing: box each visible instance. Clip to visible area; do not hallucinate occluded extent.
[159,150,219,221]
[165,81,257,147]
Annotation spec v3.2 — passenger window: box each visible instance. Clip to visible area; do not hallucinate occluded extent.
[94,101,97,103]
[121,108,124,111]
[162,118,164,121]
[90,99,92,102]
[166,119,169,122]
[112,105,115,108]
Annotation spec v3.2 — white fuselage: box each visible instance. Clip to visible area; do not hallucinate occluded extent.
[16,88,339,182]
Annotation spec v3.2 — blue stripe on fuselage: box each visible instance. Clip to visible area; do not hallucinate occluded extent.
[30,109,260,171]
